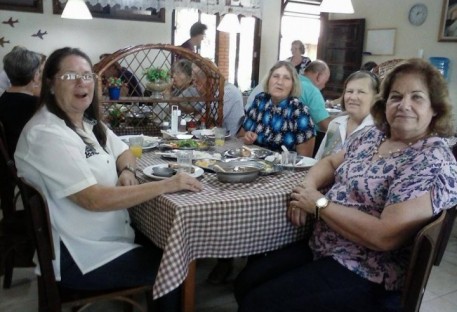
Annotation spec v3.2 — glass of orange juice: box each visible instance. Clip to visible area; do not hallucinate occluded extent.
[129,136,143,158]
[214,127,226,147]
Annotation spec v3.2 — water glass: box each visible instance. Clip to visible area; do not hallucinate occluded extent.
[129,136,143,158]
[214,127,226,147]
[176,150,193,173]
[281,151,297,171]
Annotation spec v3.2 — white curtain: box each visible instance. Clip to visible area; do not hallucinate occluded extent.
[58,0,262,18]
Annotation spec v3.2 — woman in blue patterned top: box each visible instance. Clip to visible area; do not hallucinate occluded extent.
[238,61,316,156]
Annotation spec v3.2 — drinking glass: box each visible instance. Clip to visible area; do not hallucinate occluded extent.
[176,150,193,173]
[281,151,297,171]
[214,127,226,147]
[129,136,143,158]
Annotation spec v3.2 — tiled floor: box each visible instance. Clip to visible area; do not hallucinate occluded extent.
[1,222,457,311]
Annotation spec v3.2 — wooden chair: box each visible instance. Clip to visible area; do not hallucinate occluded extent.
[18,180,154,312]
[401,207,457,312]
[0,121,34,289]
[371,59,404,80]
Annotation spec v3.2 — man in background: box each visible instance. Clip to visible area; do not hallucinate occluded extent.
[180,22,207,54]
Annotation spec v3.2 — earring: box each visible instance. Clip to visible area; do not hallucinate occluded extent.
[50,88,54,94]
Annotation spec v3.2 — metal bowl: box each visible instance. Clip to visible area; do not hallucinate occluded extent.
[213,163,260,183]
[152,167,176,177]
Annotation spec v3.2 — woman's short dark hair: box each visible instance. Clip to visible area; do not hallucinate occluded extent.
[3,46,41,86]
[190,22,207,37]
[262,61,301,98]
[40,47,107,146]
[371,58,454,137]
[361,61,378,72]
[341,70,380,111]
[291,40,305,54]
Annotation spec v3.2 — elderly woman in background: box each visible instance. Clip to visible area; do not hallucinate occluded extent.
[165,59,200,115]
[314,70,379,160]
[14,47,202,311]
[286,40,311,75]
[0,46,44,256]
[235,58,457,311]
[238,60,315,156]
[0,46,45,156]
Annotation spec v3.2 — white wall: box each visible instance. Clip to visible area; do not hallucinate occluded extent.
[333,0,457,110]
[257,0,282,81]
[1,0,455,109]
[0,1,172,65]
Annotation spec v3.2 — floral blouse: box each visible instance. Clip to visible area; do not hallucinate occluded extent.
[242,92,316,152]
[310,126,457,290]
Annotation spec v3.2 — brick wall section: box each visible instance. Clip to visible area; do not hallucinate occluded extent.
[217,32,230,81]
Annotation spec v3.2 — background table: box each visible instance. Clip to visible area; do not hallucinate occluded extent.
[130,140,311,310]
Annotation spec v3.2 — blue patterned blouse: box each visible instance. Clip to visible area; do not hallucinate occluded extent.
[242,92,316,152]
[310,126,457,290]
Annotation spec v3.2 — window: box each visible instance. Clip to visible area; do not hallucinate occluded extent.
[173,8,260,92]
[280,1,321,62]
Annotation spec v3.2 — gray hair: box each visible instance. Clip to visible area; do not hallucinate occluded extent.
[3,46,41,86]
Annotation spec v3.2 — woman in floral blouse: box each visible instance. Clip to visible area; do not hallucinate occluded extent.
[238,61,316,156]
[235,58,457,311]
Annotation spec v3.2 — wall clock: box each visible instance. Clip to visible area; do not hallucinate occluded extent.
[408,3,428,26]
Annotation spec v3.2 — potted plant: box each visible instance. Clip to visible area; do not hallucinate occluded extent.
[106,106,123,127]
[107,77,123,100]
[144,67,170,98]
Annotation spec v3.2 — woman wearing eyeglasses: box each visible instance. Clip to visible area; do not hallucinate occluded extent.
[14,47,203,311]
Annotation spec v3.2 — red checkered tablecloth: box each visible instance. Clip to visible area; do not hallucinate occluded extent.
[130,141,310,299]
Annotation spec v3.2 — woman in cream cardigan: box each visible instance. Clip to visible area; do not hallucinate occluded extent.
[315,70,379,160]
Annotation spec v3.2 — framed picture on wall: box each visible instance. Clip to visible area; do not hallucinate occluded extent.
[439,0,457,42]
[52,0,165,23]
[0,0,43,13]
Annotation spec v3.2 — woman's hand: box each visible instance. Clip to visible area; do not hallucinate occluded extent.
[287,185,324,226]
[286,202,307,226]
[117,170,139,186]
[165,172,203,193]
[243,131,257,145]
[289,185,323,215]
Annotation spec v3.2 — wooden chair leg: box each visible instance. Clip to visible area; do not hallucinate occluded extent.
[182,260,196,312]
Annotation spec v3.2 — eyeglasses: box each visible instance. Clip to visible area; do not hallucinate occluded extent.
[58,72,98,81]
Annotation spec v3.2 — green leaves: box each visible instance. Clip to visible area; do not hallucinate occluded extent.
[145,67,169,82]
[107,76,123,87]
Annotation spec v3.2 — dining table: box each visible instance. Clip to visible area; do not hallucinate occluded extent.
[130,138,313,312]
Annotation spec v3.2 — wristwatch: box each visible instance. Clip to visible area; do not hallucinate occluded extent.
[315,196,329,220]
[119,164,136,176]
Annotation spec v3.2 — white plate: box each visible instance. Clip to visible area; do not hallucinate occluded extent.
[119,135,160,150]
[143,164,204,180]
[176,134,194,140]
[192,129,230,139]
[281,156,317,169]
[161,130,188,139]
[156,150,222,160]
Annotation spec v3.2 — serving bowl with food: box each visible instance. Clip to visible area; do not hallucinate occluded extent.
[212,162,261,183]
[224,146,273,159]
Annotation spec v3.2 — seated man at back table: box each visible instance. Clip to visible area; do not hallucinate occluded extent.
[192,64,245,136]
[247,60,332,132]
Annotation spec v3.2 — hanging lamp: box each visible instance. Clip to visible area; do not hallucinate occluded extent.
[320,0,354,14]
[61,0,93,20]
[217,8,241,33]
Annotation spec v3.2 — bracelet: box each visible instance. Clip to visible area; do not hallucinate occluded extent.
[119,164,136,177]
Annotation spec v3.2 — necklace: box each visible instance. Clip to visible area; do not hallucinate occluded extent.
[372,135,414,159]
